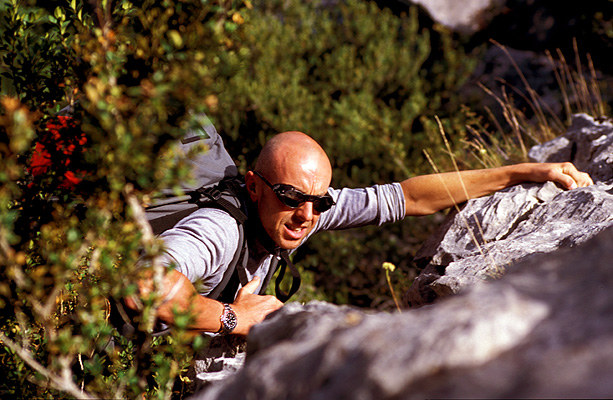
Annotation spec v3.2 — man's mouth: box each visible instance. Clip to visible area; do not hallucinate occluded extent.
[284,224,307,240]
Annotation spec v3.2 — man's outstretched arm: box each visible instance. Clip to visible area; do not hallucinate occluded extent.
[401,162,593,216]
[124,269,283,336]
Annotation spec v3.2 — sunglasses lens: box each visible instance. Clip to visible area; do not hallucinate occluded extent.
[280,195,302,208]
[314,196,334,213]
[275,186,304,208]
[272,183,335,212]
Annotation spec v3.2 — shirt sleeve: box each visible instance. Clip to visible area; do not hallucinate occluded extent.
[156,208,240,293]
[312,182,406,234]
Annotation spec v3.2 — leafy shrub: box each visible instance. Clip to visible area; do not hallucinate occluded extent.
[0,0,246,398]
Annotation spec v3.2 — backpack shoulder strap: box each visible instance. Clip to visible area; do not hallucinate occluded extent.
[195,179,250,302]
[274,250,301,302]
[207,220,248,302]
[258,248,301,302]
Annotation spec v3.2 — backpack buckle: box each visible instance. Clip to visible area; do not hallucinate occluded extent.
[203,187,222,201]
[191,185,222,206]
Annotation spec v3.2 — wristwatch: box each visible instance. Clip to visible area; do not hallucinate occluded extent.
[216,303,237,335]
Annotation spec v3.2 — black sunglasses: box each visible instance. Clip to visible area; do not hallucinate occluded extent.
[253,171,336,213]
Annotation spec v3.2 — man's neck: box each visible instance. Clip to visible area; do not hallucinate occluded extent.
[246,200,279,256]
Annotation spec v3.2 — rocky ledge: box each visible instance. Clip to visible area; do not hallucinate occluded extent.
[195,225,613,399]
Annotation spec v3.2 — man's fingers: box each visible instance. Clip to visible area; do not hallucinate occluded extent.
[240,277,261,295]
[583,172,594,186]
[231,278,283,335]
[563,175,577,190]
[573,171,594,187]
[560,163,594,189]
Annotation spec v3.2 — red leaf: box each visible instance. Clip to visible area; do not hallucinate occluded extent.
[60,171,82,189]
[30,142,52,176]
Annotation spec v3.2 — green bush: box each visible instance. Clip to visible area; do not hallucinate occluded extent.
[0,0,246,398]
[210,0,478,307]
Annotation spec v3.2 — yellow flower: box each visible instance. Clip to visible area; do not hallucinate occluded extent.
[382,262,396,272]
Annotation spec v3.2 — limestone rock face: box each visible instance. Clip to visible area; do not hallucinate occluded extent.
[188,335,246,389]
[529,113,613,182]
[193,226,613,399]
[407,0,507,35]
[404,114,613,307]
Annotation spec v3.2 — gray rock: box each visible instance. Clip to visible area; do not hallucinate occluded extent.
[406,181,613,305]
[192,226,613,399]
[187,335,247,392]
[402,226,613,399]
[406,0,508,35]
[529,113,613,182]
[405,114,613,307]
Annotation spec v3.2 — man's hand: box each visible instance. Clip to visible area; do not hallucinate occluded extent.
[231,277,284,335]
[125,270,282,336]
[520,162,593,190]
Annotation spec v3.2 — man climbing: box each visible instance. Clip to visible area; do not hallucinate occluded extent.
[125,131,593,335]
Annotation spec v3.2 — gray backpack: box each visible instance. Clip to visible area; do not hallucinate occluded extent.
[145,113,249,302]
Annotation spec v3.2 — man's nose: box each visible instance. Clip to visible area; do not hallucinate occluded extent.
[294,201,315,222]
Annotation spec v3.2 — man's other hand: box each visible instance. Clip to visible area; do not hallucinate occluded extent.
[231,277,283,335]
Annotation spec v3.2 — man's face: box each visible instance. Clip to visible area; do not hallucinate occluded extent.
[247,162,331,250]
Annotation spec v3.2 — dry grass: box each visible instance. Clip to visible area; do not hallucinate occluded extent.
[462,39,608,169]
[423,117,505,278]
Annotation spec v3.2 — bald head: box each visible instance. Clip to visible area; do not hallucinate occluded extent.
[255,131,332,187]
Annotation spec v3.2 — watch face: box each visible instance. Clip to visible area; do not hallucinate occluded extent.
[222,305,237,333]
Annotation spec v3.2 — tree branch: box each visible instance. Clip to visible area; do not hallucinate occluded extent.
[0,332,95,400]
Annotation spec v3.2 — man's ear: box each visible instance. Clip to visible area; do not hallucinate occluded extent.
[245,171,258,202]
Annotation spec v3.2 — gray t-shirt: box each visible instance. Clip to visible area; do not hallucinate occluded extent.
[157,183,406,295]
